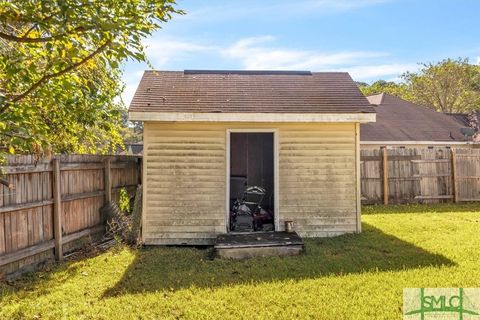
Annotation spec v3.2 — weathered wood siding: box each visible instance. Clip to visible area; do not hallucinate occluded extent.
[278,123,357,237]
[143,122,359,244]
[143,123,226,245]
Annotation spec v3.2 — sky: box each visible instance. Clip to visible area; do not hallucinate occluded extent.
[121,0,480,104]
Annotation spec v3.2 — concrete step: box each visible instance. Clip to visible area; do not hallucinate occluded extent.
[214,231,304,259]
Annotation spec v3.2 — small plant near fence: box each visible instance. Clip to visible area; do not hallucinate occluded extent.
[104,186,142,246]
[118,187,132,213]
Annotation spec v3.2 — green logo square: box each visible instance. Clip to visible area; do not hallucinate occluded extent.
[404,288,480,320]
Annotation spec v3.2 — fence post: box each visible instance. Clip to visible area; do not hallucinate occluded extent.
[451,148,458,203]
[52,158,63,261]
[104,158,112,204]
[383,147,389,205]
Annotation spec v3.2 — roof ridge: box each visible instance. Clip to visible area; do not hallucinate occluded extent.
[143,69,351,75]
[184,70,312,75]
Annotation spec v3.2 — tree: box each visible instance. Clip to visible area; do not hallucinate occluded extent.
[120,109,143,145]
[0,0,181,155]
[358,80,413,101]
[403,58,480,113]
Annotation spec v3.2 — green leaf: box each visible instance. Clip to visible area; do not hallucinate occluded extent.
[0,0,182,154]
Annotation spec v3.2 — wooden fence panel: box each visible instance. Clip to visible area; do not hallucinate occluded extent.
[1,156,52,256]
[455,149,480,201]
[415,148,452,202]
[361,147,480,204]
[360,149,382,204]
[111,158,140,204]
[0,155,141,278]
[387,148,421,204]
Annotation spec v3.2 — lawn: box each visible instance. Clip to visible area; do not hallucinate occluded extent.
[1,203,480,319]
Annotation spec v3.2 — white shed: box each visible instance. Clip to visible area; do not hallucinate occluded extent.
[129,70,376,245]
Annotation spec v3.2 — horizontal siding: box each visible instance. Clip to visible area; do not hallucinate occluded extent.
[144,122,358,244]
[144,122,226,245]
[278,124,357,237]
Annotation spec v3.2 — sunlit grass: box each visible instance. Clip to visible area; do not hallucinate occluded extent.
[1,203,479,319]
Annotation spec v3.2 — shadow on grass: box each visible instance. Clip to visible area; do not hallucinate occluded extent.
[102,223,454,297]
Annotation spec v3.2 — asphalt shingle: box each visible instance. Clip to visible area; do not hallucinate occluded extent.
[129,70,375,114]
[361,93,468,142]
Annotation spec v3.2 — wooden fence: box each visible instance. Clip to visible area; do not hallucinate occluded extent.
[0,155,141,278]
[1,148,478,277]
[361,148,480,204]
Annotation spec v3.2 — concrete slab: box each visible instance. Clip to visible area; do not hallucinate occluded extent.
[214,232,304,259]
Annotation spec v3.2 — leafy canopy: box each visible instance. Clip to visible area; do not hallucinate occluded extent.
[404,58,480,113]
[359,58,480,113]
[0,0,181,155]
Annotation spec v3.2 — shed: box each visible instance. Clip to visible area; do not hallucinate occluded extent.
[129,70,376,245]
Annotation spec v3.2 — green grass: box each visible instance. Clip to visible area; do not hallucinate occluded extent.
[1,203,480,319]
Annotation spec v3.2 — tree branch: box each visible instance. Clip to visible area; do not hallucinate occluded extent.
[0,101,10,115]
[11,40,112,103]
[19,12,59,39]
[0,31,53,43]
[0,25,96,43]
[0,178,14,189]
[20,24,38,39]
[0,129,30,140]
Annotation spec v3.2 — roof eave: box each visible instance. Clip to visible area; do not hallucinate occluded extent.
[129,111,376,123]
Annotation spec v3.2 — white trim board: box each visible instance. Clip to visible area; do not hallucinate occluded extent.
[355,123,361,233]
[141,122,148,243]
[129,111,376,123]
[225,129,280,233]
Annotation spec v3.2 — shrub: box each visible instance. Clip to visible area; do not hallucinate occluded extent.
[118,187,131,213]
[102,185,142,246]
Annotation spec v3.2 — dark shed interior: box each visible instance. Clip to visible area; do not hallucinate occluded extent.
[229,133,274,232]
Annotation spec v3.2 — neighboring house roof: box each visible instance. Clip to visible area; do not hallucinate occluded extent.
[447,111,480,142]
[128,143,144,155]
[447,113,470,127]
[361,93,469,142]
[116,143,143,155]
[125,143,143,155]
[129,70,375,114]
[365,93,384,106]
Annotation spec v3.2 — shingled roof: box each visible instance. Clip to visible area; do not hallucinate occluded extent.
[361,93,468,142]
[129,70,375,114]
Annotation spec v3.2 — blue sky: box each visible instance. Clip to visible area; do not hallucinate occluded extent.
[122,0,480,104]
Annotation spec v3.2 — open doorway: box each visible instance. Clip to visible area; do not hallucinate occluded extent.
[228,131,275,232]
